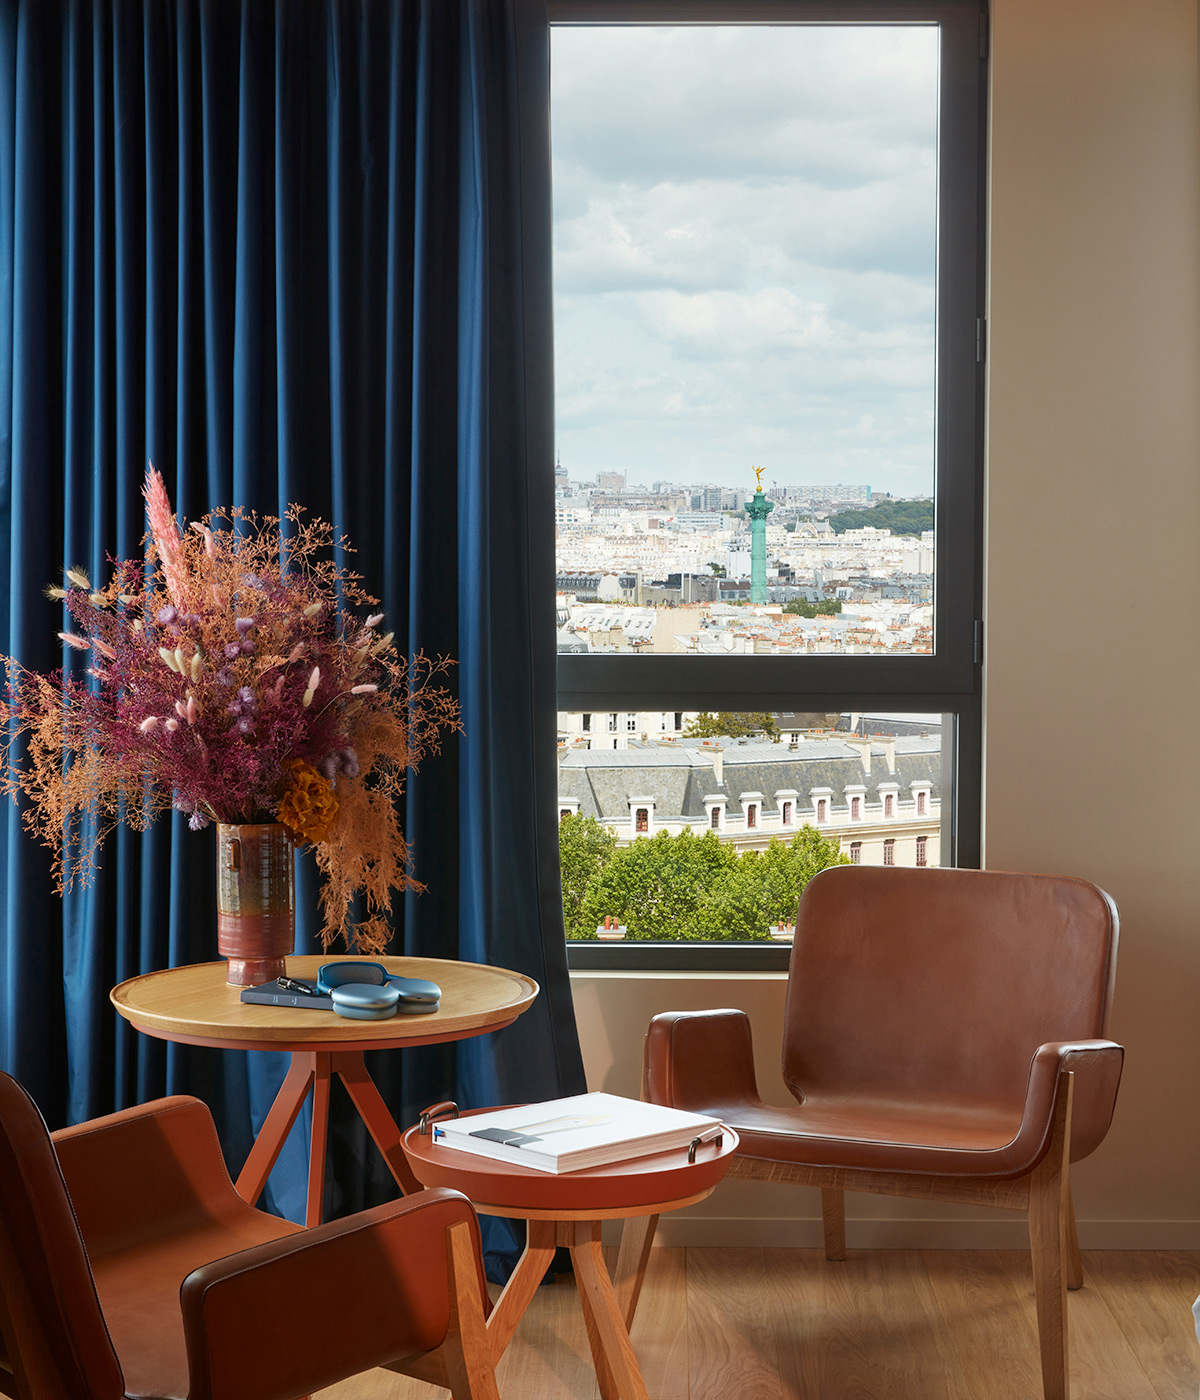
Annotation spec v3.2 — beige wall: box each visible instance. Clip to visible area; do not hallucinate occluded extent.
[570,0,1200,1248]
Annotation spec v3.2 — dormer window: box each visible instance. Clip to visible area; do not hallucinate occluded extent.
[917,790,927,816]
[557,797,580,822]
[782,801,793,825]
[817,799,827,822]
[635,807,649,832]
[710,807,721,829]
[851,796,861,820]
[884,793,894,817]
[746,803,758,829]
[704,794,727,832]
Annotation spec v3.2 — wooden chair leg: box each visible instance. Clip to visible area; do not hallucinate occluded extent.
[821,1187,847,1261]
[441,1221,501,1400]
[1027,1071,1074,1400]
[1064,1178,1084,1291]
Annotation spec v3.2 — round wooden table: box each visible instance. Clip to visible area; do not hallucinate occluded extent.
[403,1107,738,1400]
[111,955,538,1225]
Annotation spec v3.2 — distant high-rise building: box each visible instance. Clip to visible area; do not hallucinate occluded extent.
[597,471,626,491]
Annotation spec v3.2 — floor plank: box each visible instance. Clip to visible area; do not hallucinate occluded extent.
[767,1247,974,1400]
[316,1247,1200,1400]
[686,1247,784,1400]
[1084,1251,1200,1400]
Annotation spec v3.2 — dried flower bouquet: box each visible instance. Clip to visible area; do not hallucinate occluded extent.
[0,468,460,953]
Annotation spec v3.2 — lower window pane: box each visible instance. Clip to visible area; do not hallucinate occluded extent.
[557,709,949,943]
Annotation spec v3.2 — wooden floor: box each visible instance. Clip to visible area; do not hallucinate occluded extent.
[318,1248,1200,1400]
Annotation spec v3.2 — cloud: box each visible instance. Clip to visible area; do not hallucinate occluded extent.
[550,23,939,495]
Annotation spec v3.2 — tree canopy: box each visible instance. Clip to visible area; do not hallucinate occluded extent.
[684,712,780,740]
[782,598,842,618]
[828,499,933,537]
[560,822,849,942]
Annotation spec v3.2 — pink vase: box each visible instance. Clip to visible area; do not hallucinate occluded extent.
[215,823,295,986]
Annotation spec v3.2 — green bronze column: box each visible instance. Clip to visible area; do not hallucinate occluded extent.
[744,471,775,603]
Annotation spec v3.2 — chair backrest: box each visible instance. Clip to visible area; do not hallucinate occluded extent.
[0,1073,124,1400]
[784,866,1119,1114]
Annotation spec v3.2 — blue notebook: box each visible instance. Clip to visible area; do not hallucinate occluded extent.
[239,978,333,1009]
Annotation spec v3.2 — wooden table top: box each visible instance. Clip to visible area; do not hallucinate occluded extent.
[111,955,539,1050]
[402,1108,738,1218]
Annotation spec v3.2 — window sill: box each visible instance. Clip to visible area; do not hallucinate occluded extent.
[566,940,792,972]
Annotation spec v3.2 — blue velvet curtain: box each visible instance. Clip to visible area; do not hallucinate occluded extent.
[0,0,583,1246]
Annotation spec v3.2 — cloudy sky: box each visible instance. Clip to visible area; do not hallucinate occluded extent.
[550,25,939,497]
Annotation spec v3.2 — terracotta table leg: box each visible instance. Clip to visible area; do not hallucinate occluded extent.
[235,1052,317,1206]
[333,1050,423,1195]
[306,1052,333,1226]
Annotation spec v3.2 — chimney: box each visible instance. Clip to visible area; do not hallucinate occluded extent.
[710,745,724,785]
[879,736,896,774]
[845,735,872,774]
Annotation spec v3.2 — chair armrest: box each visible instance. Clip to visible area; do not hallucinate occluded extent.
[180,1188,489,1400]
[644,1009,765,1112]
[1022,1040,1125,1167]
[52,1096,246,1251]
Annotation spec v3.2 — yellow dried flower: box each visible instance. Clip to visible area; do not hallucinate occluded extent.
[277,759,339,845]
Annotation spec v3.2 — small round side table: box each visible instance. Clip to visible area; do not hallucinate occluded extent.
[403,1106,738,1400]
[111,955,538,1226]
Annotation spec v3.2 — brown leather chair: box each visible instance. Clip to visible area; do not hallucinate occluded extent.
[644,865,1123,1400]
[0,1072,499,1400]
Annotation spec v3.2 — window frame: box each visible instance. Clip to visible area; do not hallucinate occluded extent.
[550,0,987,970]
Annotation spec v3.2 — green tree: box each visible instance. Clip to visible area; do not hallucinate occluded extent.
[684,712,780,741]
[557,813,618,939]
[782,598,842,618]
[570,824,849,943]
[828,499,933,536]
[577,828,737,941]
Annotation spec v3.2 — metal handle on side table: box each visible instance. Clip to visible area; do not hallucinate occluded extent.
[688,1127,725,1163]
[419,1101,460,1135]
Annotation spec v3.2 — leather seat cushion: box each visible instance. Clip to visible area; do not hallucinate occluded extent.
[89,1214,301,1400]
[714,1095,1041,1178]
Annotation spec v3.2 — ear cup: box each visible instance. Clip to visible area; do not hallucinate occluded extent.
[331,982,400,1020]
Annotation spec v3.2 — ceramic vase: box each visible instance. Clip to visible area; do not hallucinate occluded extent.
[215,822,295,986]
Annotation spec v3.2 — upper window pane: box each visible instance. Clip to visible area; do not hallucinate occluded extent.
[551,25,938,658]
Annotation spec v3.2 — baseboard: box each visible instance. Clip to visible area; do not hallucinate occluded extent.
[603,1216,1200,1250]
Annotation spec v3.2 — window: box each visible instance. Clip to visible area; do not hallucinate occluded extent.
[552,1,985,969]
[627,715,637,731]
[849,842,862,865]
[916,835,928,867]
[884,839,896,866]
[635,807,649,833]
[746,804,757,829]
[581,713,590,732]
[560,809,572,821]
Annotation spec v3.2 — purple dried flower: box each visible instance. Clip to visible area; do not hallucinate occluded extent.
[237,687,257,712]
[234,616,256,634]
[189,810,210,831]
[241,574,262,589]
[215,667,234,686]
[240,638,255,655]
[236,717,255,736]
[343,759,360,778]
[320,754,339,780]
[156,605,178,625]
[224,643,241,660]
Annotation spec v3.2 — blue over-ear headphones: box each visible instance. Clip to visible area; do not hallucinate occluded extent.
[317,961,441,1018]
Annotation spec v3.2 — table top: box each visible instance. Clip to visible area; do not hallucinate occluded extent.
[111,955,539,1052]
[402,1107,738,1218]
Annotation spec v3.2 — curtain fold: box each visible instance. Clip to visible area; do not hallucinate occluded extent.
[0,0,583,1243]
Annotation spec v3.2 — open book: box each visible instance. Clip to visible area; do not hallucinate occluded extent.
[431,1092,722,1174]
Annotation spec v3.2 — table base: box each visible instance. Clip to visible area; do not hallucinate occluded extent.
[485,1210,673,1400]
[235,1049,421,1224]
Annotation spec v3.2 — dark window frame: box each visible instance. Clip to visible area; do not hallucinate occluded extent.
[551,0,987,971]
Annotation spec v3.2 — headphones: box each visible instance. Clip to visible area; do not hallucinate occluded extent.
[317,961,442,1020]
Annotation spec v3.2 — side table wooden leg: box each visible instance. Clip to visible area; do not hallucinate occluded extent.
[485,1219,558,1363]
[613,1213,658,1330]
[570,1220,650,1400]
[235,1052,316,1206]
[334,1051,423,1195]
[306,1052,332,1227]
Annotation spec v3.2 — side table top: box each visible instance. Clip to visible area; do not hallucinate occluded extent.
[402,1107,738,1217]
[111,955,539,1049]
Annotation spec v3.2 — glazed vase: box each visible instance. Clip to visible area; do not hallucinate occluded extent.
[215,822,295,986]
